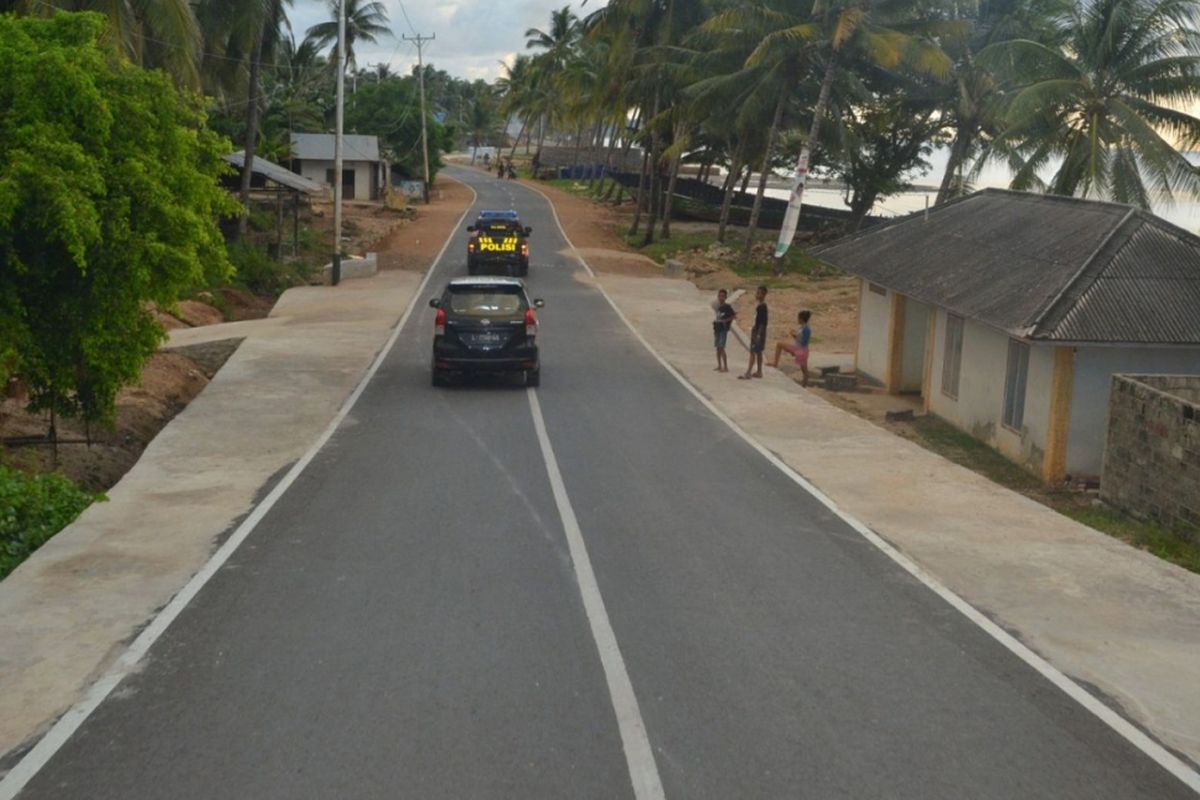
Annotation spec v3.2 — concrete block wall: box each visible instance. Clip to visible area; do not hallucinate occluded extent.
[1101,374,1200,541]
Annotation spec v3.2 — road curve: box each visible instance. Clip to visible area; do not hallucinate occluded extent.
[12,166,1194,799]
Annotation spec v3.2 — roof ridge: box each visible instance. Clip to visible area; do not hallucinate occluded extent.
[1029,208,1140,337]
[810,190,982,256]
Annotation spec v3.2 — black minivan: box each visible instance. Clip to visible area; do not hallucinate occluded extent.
[430,277,544,387]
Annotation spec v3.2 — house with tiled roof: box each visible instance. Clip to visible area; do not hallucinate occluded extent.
[289,133,383,201]
[815,189,1200,482]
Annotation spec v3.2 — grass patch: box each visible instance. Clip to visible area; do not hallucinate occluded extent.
[1,464,103,579]
[626,231,718,264]
[624,228,840,283]
[902,414,1200,574]
[543,178,596,198]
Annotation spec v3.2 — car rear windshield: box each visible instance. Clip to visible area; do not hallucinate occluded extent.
[447,286,525,317]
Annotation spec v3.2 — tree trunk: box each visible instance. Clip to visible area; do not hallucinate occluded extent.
[570,119,586,172]
[602,109,640,201]
[509,116,528,158]
[740,165,752,195]
[661,152,682,239]
[718,140,745,243]
[630,149,650,236]
[641,90,663,246]
[773,58,837,267]
[586,120,609,188]
[236,12,270,239]
[936,123,973,205]
[744,86,788,256]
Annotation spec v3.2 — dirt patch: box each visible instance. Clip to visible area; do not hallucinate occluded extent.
[732,280,859,359]
[175,300,224,327]
[217,287,275,321]
[0,340,240,493]
[374,177,476,271]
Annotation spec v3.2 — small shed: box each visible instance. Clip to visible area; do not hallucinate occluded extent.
[815,189,1200,482]
[289,133,384,201]
[223,151,324,254]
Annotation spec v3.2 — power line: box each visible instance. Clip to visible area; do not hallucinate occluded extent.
[395,0,419,37]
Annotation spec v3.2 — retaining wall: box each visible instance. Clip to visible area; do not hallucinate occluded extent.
[1101,374,1200,540]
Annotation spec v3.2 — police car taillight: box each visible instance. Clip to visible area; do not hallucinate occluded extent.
[520,242,529,256]
[435,308,446,336]
[524,308,537,337]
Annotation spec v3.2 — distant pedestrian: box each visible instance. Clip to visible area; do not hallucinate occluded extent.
[711,289,736,372]
[507,161,517,180]
[739,285,768,380]
[771,310,812,386]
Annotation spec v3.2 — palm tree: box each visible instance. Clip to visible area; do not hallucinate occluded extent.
[497,54,541,156]
[934,0,1068,204]
[979,0,1200,208]
[766,0,953,264]
[15,0,202,87]
[237,0,291,238]
[525,5,581,159]
[307,0,390,71]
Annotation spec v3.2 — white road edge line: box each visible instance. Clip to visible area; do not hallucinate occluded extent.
[0,181,480,800]
[526,389,667,800]
[522,180,1200,795]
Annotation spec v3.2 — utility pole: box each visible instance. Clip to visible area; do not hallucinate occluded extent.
[404,32,435,204]
[331,0,347,285]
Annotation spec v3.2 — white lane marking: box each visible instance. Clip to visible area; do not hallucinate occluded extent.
[526,389,667,800]
[0,181,480,800]
[521,181,1200,795]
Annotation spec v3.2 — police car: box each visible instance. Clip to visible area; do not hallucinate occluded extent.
[466,210,532,277]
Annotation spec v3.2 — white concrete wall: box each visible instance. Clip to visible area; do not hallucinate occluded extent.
[1068,346,1200,476]
[297,159,376,200]
[927,314,1058,472]
[900,299,930,392]
[856,282,891,385]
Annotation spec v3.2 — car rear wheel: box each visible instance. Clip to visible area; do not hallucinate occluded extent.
[524,368,540,387]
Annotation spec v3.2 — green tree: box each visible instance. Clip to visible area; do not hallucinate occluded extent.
[0,13,237,425]
[11,0,203,88]
[345,76,450,181]
[980,0,1200,207]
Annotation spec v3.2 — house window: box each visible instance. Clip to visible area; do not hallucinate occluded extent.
[941,313,964,399]
[868,282,887,296]
[1003,339,1030,430]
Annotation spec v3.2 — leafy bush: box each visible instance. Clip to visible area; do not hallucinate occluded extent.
[0,465,102,579]
[0,14,237,427]
[227,243,310,295]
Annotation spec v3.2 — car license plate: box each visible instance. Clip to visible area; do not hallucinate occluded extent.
[467,332,503,348]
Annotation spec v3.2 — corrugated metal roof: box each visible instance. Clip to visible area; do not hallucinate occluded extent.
[290,133,380,162]
[224,151,325,195]
[814,188,1200,345]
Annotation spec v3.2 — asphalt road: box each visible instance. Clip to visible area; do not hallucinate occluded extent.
[15,166,1195,799]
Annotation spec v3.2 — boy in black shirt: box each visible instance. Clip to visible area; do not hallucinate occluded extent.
[739,285,768,379]
[711,289,736,372]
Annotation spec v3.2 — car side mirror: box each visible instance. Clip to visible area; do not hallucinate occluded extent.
[524,226,533,236]
[466,225,476,232]
[534,298,545,309]
[428,298,441,308]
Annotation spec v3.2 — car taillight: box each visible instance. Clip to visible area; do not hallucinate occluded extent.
[520,242,529,256]
[435,308,446,336]
[525,308,537,337]
[468,242,475,252]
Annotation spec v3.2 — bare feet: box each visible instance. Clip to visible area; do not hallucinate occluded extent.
[738,373,751,380]
[752,372,763,378]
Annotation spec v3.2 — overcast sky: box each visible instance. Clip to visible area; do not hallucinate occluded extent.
[289,0,604,81]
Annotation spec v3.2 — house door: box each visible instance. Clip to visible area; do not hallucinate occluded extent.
[325,168,356,200]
